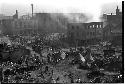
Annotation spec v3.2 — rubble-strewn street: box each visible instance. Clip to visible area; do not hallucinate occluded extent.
[0,33,123,83]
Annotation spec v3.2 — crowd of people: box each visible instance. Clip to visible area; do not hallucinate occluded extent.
[0,33,123,83]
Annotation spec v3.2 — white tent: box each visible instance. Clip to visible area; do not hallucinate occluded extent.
[79,53,85,63]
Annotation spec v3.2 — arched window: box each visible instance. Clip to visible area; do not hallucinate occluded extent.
[97,25,98,28]
[90,26,92,28]
[100,25,102,28]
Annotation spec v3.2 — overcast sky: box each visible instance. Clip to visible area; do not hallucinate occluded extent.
[0,0,122,21]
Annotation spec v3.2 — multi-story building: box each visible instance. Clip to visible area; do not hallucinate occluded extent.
[0,12,50,35]
[67,6,122,46]
[67,23,85,45]
[67,22,103,46]
[84,22,103,40]
[0,19,13,35]
[0,12,67,35]
[103,6,122,41]
[0,10,18,35]
[12,16,38,35]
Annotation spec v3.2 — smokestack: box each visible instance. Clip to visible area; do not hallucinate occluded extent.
[31,4,33,18]
[13,10,18,19]
[16,10,18,15]
[16,10,18,19]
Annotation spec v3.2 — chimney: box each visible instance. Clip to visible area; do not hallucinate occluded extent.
[13,10,18,19]
[117,6,118,9]
[16,10,18,18]
[16,10,18,15]
[31,4,33,18]
[116,6,119,15]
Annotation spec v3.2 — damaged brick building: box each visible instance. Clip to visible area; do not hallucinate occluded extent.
[67,22,103,46]
[103,6,122,45]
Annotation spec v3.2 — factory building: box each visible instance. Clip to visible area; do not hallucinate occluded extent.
[67,22,103,46]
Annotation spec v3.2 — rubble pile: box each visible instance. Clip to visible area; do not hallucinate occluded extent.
[0,34,123,83]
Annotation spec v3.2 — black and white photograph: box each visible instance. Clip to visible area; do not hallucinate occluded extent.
[0,0,123,83]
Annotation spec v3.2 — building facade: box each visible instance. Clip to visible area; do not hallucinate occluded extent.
[0,11,39,35]
[0,12,68,35]
[12,18,38,35]
[103,6,122,42]
[0,19,13,35]
[67,22,103,46]
[0,13,14,35]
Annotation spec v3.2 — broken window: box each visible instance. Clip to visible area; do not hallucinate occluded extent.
[100,25,102,28]
[97,25,98,28]
[90,26,92,28]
